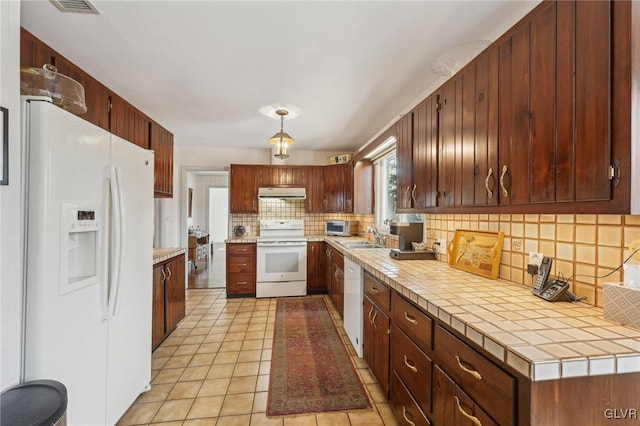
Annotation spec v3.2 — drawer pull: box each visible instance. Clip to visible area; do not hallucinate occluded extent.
[237,248,247,252]
[236,281,247,285]
[455,355,482,380]
[402,406,416,426]
[404,312,418,325]
[370,286,380,294]
[455,396,482,426]
[237,263,248,267]
[403,355,417,373]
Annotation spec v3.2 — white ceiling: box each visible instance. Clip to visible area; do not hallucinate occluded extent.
[21,0,539,153]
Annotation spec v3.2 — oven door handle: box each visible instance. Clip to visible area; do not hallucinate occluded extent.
[257,242,307,247]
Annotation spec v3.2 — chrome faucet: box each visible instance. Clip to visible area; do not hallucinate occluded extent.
[367,226,386,247]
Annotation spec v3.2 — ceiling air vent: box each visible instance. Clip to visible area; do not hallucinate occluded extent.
[49,0,100,14]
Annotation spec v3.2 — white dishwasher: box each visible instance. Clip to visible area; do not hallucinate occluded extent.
[344,258,363,357]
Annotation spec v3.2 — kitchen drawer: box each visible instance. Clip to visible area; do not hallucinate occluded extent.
[391,325,432,417]
[392,293,433,353]
[434,325,515,426]
[364,272,390,313]
[227,243,256,255]
[227,255,256,274]
[390,371,431,426]
[227,273,256,295]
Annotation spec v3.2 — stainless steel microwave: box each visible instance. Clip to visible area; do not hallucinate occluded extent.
[325,220,356,236]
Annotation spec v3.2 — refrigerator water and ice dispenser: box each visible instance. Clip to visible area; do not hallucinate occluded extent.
[60,203,100,294]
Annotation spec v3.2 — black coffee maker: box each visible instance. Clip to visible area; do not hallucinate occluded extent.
[389,222,436,260]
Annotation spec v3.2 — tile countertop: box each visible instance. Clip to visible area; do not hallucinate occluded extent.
[225,235,325,243]
[324,237,640,382]
[153,248,186,265]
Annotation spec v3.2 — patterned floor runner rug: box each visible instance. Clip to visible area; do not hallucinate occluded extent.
[267,296,371,416]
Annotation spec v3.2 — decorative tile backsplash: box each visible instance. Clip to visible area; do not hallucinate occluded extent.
[230,199,375,238]
[424,214,640,308]
[232,203,640,308]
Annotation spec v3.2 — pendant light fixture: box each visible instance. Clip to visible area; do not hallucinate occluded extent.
[269,109,295,159]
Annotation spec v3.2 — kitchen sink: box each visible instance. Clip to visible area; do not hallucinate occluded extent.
[338,241,385,249]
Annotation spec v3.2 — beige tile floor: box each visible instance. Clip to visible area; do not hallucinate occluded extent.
[118,289,398,426]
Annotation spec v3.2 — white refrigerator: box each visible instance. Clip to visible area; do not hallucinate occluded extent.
[22,98,154,425]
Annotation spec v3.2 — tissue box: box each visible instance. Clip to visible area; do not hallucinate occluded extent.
[602,282,640,329]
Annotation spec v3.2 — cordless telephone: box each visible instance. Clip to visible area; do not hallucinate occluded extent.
[531,256,576,302]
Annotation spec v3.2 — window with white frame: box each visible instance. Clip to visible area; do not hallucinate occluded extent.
[374,150,396,231]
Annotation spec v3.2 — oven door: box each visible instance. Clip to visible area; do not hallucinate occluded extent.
[256,241,307,282]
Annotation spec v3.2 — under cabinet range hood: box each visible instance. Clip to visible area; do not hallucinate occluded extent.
[258,187,306,199]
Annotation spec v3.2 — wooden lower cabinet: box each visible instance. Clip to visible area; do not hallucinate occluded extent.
[326,247,344,318]
[390,372,431,426]
[152,254,186,350]
[363,295,390,396]
[225,243,256,296]
[390,292,512,426]
[432,365,497,426]
[307,242,327,294]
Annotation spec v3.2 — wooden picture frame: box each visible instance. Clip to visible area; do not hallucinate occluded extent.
[447,229,504,279]
[188,188,193,218]
[1,107,8,185]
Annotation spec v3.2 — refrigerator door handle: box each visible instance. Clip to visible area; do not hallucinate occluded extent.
[108,166,124,318]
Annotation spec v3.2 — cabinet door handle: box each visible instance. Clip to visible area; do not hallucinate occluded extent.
[405,186,411,208]
[404,312,418,325]
[499,164,509,197]
[455,396,482,426]
[166,266,172,281]
[402,406,416,426]
[403,355,418,373]
[455,355,482,380]
[371,310,378,329]
[485,167,494,199]
[411,184,417,206]
[368,306,375,323]
[369,286,380,294]
[160,268,166,281]
[334,270,339,279]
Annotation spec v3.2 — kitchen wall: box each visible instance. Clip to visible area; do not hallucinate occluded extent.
[424,214,640,308]
[231,199,375,237]
[154,146,358,248]
[0,0,23,391]
[187,171,229,235]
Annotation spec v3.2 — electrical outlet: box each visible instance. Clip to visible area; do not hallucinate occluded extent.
[437,239,447,255]
[528,252,544,266]
[512,239,524,252]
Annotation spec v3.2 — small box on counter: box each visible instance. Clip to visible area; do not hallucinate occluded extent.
[602,282,640,329]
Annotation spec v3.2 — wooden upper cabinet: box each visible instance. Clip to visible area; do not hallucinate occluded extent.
[395,113,413,210]
[21,28,110,131]
[230,165,259,213]
[20,28,175,199]
[324,163,354,213]
[150,121,174,198]
[353,160,374,214]
[109,93,150,149]
[260,166,306,187]
[573,0,613,202]
[412,96,439,209]
[305,166,325,213]
[473,47,499,207]
[438,77,461,208]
